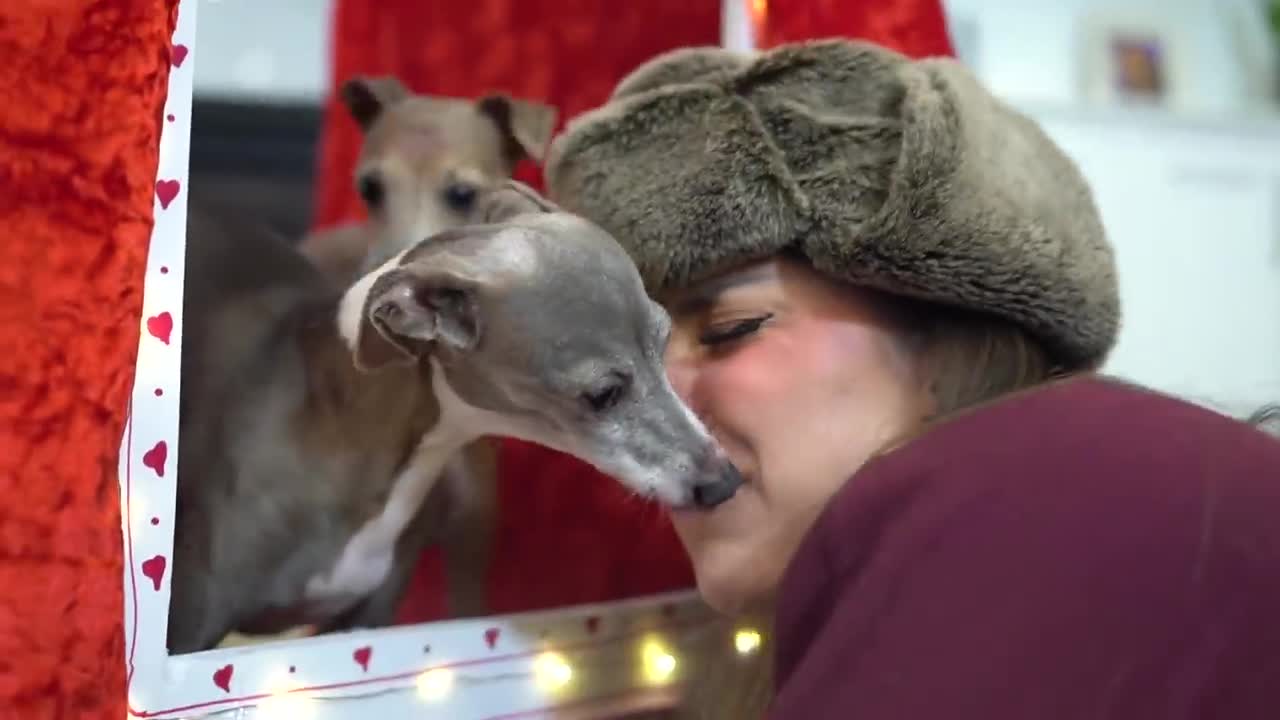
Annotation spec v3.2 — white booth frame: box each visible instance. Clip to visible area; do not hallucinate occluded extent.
[118,2,741,718]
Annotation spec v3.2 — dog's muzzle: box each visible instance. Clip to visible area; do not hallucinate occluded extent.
[692,462,744,509]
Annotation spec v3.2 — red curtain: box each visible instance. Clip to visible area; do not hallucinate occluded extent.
[312,0,955,622]
[760,0,954,55]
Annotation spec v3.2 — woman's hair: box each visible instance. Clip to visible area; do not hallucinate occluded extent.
[1249,404,1280,436]
[885,293,1061,415]
[676,292,1063,720]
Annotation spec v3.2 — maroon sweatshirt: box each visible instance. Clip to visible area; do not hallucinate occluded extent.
[770,376,1280,719]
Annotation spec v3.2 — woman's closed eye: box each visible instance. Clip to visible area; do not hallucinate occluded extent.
[698,314,772,347]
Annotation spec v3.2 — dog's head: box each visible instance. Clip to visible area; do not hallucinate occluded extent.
[341,76,558,269]
[337,183,742,510]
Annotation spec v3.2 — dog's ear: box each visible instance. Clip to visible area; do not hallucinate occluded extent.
[353,268,482,372]
[475,180,561,224]
[341,76,411,131]
[475,94,559,170]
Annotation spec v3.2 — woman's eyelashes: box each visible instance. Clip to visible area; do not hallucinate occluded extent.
[698,314,773,347]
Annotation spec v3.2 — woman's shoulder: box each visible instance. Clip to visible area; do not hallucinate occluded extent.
[773,374,1280,718]
[924,373,1268,451]
[785,373,1280,619]
[881,373,1279,485]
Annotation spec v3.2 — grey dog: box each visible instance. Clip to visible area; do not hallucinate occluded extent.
[170,181,742,653]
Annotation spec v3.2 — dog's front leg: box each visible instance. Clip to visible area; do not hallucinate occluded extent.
[322,546,422,631]
[318,471,456,632]
[439,439,498,619]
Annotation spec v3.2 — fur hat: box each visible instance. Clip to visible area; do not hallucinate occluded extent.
[545,39,1120,370]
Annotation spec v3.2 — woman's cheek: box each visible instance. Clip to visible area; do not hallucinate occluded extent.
[704,342,787,401]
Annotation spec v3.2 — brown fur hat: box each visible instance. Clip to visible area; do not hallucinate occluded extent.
[545,39,1120,370]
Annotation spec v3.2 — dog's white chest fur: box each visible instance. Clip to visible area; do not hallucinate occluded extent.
[302,436,451,610]
[301,360,507,616]
[302,364,475,612]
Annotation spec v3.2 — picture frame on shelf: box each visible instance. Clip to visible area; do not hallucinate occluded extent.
[1076,10,1194,111]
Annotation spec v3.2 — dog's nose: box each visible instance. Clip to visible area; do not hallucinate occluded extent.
[692,462,743,509]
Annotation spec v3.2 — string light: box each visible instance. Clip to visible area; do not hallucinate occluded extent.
[129,495,149,531]
[416,668,454,701]
[533,651,574,692]
[734,628,763,656]
[639,636,678,685]
[257,673,314,719]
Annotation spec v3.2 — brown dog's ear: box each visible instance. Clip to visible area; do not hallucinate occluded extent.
[341,76,411,131]
[353,268,482,372]
[475,94,559,170]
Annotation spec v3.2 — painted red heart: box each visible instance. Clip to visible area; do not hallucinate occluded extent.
[483,627,500,649]
[142,440,167,478]
[212,664,233,693]
[584,616,601,635]
[156,179,181,209]
[353,646,372,672]
[140,555,166,591]
[146,311,173,345]
[171,44,189,67]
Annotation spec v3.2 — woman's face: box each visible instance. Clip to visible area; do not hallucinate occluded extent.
[662,256,932,614]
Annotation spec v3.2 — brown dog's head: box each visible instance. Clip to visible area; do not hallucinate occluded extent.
[341,75,558,270]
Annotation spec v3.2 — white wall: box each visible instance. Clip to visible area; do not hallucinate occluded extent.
[1028,107,1280,416]
[936,0,1280,415]
[193,0,332,103]
[941,0,1263,113]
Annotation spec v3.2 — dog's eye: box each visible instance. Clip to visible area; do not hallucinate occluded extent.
[581,374,630,414]
[442,182,477,212]
[358,173,386,210]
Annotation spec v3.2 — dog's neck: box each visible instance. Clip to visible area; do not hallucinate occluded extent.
[292,300,473,492]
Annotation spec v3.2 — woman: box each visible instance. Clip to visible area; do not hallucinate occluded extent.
[1251,403,1280,436]
[545,40,1280,718]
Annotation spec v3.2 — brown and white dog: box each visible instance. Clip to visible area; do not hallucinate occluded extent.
[172,183,742,654]
[293,76,559,635]
[300,75,558,286]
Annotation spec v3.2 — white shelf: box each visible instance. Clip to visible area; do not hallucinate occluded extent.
[1008,97,1280,138]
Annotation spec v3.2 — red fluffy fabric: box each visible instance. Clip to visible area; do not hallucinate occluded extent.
[0,1,178,718]
[314,0,957,623]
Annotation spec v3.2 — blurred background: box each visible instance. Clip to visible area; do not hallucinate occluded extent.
[190,0,1280,417]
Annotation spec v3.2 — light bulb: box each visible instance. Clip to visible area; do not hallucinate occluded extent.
[258,675,313,719]
[416,668,453,701]
[129,496,149,531]
[640,637,678,685]
[734,628,762,655]
[534,651,573,691]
